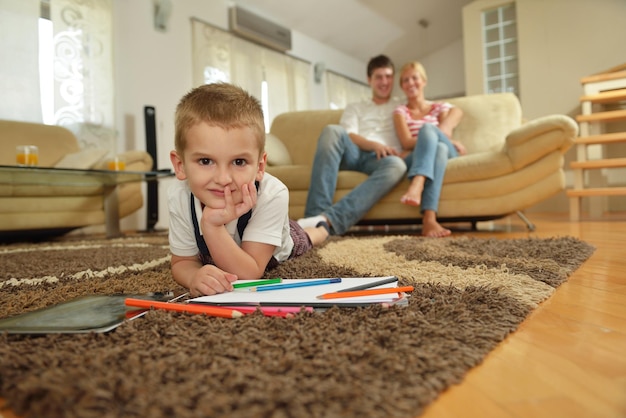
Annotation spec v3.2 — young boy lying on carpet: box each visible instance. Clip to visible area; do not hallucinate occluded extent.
[168,83,329,297]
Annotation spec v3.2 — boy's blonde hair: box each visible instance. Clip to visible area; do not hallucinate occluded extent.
[174,83,265,157]
[399,61,428,85]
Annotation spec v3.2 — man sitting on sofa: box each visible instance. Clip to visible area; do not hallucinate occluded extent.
[297,55,406,235]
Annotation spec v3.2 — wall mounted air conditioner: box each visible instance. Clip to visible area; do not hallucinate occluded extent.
[229,6,292,52]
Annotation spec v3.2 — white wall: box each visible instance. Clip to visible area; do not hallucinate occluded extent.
[419,39,466,99]
[112,0,370,231]
[464,0,626,118]
[516,0,626,120]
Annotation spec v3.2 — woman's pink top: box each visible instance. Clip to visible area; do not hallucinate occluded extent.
[393,102,452,137]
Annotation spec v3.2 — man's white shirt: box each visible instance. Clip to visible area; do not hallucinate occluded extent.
[339,97,404,153]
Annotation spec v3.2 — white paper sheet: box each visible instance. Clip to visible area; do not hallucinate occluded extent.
[189,276,402,307]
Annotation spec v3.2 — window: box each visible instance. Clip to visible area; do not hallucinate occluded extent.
[482,3,519,96]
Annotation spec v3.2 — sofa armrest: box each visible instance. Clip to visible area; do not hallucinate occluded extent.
[504,115,578,170]
[119,150,154,172]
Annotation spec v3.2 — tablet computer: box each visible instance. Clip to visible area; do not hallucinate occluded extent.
[0,293,173,334]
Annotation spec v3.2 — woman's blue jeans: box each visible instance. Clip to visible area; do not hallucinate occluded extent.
[404,123,458,213]
[305,125,406,235]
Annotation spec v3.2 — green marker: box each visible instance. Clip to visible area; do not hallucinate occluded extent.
[232,278,282,289]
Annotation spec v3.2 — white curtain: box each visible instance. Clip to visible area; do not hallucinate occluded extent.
[0,0,43,123]
[326,71,370,109]
[0,0,114,152]
[191,18,311,129]
[230,38,264,100]
[290,59,310,111]
[51,0,115,152]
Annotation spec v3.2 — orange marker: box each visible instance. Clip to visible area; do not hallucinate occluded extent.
[316,286,414,300]
[125,298,244,318]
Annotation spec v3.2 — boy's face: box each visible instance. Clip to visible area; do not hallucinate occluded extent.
[170,122,266,209]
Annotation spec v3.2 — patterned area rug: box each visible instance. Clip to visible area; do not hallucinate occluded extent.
[0,233,595,418]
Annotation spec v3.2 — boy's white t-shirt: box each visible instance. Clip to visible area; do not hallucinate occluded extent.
[167,173,294,262]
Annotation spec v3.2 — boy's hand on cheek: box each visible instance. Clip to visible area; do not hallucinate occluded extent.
[240,180,258,213]
[202,181,257,228]
[189,265,237,297]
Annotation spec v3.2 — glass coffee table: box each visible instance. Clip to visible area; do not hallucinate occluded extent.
[0,165,174,238]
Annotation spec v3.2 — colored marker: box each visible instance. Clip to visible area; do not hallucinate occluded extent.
[316,286,414,299]
[336,276,398,292]
[249,278,342,292]
[220,305,314,317]
[124,298,243,318]
[233,278,282,289]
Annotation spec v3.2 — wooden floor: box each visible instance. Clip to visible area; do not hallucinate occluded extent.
[1,212,625,418]
[420,212,626,418]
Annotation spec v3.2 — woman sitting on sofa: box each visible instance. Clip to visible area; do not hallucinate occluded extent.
[393,61,467,238]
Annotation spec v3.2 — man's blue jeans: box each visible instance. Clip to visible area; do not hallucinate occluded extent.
[404,123,458,213]
[305,125,406,235]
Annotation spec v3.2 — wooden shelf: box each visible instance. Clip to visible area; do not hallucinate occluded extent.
[567,187,626,197]
[576,109,626,124]
[570,158,626,170]
[580,69,626,84]
[569,63,626,222]
[574,132,626,145]
[579,88,626,104]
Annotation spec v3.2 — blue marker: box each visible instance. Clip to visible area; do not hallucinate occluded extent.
[249,278,342,292]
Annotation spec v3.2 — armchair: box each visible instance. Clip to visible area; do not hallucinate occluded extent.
[0,119,153,238]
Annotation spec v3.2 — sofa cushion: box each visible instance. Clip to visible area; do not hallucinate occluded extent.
[265,133,292,166]
[447,93,522,154]
[443,151,513,183]
[54,149,108,169]
[265,165,311,189]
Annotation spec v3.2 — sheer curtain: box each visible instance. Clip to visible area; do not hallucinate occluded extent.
[191,18,310,130]
[326,71,370,109]
[0,0,42,123]
[230,38,264,101]
[51,0,115,152]
[0,0,114,152]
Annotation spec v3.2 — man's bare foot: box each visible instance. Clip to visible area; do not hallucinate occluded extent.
[401,176,425,207]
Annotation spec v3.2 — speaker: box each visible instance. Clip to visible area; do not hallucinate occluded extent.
[144,106,159,231]
[314,62,325,84]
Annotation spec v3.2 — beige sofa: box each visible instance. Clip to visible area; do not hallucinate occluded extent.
[265,93,578,230]
[0,119,153,238]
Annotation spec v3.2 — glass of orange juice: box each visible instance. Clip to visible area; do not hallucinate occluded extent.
[16,145,39,166]
[107,156,126,171]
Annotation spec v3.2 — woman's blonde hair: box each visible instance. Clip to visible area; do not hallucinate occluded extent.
[174,83,265,157]
[399,61,428,85]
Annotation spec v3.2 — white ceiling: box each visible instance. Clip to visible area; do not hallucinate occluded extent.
[231,0,473,70]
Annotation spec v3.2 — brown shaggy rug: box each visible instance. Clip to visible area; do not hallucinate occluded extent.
[0,232,595,418]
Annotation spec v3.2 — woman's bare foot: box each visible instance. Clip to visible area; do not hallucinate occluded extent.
[401,175,425,207]
[422,222,451,238]
[421,210,451,238]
